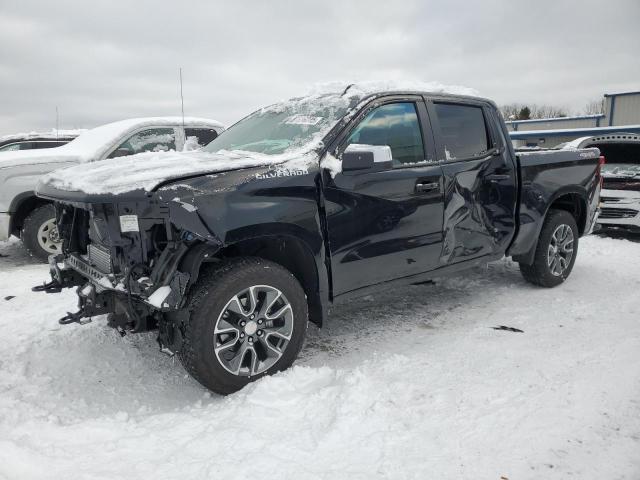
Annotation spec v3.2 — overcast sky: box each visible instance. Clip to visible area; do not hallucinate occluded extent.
[1,0,639,135]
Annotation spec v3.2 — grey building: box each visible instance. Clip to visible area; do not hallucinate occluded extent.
[508,91,640,147]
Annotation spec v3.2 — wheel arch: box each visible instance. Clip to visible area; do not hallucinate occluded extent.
[546,191,588,236]
[9,192,51,236]
[512,189,587,266]
[180,233,329,327]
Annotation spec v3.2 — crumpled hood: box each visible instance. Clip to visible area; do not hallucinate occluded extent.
[38,149,298,196]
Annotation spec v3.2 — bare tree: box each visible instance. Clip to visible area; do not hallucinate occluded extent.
[500,103,570,120]
[499,103,525,120]
[583,99,605,115]
[529,104,569,119]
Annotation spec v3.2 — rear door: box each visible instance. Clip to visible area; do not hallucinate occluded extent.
[323,95,445,295]
[427,99,517,264]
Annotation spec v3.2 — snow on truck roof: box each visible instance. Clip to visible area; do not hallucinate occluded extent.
[305,80,479,99]
[257,81,481,120]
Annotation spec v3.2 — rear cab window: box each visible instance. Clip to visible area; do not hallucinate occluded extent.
[433,103,490,161]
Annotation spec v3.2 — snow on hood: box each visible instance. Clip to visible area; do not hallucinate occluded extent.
[0,117,223,169]
[40,148,312,195]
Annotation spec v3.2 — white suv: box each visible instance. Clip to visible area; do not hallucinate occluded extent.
[0,117,224,259]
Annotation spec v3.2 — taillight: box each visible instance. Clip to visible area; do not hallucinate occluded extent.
[598,155,605,188]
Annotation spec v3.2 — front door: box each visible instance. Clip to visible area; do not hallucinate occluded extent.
[323,97,445,296]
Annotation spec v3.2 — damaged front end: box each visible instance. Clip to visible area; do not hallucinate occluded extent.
[34,194,221,353]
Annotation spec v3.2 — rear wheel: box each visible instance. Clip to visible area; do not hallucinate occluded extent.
[519,209,579,288]
[179,257,308,395]
[21,204,61,262]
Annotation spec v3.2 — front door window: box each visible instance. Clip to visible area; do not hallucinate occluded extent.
[346,102,425,167]
[108,128,176,158]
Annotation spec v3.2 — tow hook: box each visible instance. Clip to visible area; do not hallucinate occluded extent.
[32,280,63,294]
[58,310,92,325]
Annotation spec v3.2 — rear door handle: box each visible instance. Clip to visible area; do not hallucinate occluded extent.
[415,182,440,193]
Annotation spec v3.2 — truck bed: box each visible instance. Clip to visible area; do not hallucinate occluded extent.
[508,147,602,261]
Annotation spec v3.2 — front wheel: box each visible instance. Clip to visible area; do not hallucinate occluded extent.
[179,257,308,395]
[21,204,62,262]
[519,209,579,288]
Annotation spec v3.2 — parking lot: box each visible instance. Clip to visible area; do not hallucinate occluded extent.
[1,233,639,479]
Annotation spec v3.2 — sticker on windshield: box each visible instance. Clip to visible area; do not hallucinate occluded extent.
[284,115,322,126]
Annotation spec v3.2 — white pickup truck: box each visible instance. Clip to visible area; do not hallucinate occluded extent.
[563,133,640,233]
[0,117,224,259]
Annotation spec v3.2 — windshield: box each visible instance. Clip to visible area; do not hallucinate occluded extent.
[204,94,355,156]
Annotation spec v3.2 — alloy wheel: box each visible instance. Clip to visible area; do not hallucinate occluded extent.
[213,285,294,376]
[547,224,574,276]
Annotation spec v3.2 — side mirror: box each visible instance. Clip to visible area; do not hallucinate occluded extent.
[342,144,393,173]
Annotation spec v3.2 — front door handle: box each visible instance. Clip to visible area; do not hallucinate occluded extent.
[486,174,511,181]
[415,182,440,193]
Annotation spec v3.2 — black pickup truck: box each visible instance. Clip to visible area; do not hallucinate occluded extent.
[35,85,603,394]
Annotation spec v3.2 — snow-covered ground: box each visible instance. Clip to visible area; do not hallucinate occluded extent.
[1,235,639,479]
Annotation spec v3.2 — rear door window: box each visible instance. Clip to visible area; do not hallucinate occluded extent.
[433,103,489,160]
[34,141,62,149]
[184,128,219,149]
[17,142,36,150]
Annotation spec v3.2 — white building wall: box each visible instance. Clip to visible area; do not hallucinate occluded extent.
[515,118,599,131]
[609,93,640,126]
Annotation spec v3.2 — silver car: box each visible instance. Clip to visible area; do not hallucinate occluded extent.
[0,117,224,260]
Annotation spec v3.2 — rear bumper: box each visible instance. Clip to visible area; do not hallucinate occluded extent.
[0,213,11,241]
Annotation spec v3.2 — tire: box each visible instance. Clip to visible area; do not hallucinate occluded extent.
[21,204,61,262]
[519,209,579,288]
[178,257,308,395]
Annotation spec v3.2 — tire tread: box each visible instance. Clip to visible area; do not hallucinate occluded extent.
[178,257,307,395]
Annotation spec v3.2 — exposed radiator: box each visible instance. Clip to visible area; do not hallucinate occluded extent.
[87,243,113,273]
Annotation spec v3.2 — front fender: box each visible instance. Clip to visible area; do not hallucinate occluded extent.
[158,166,329,320]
